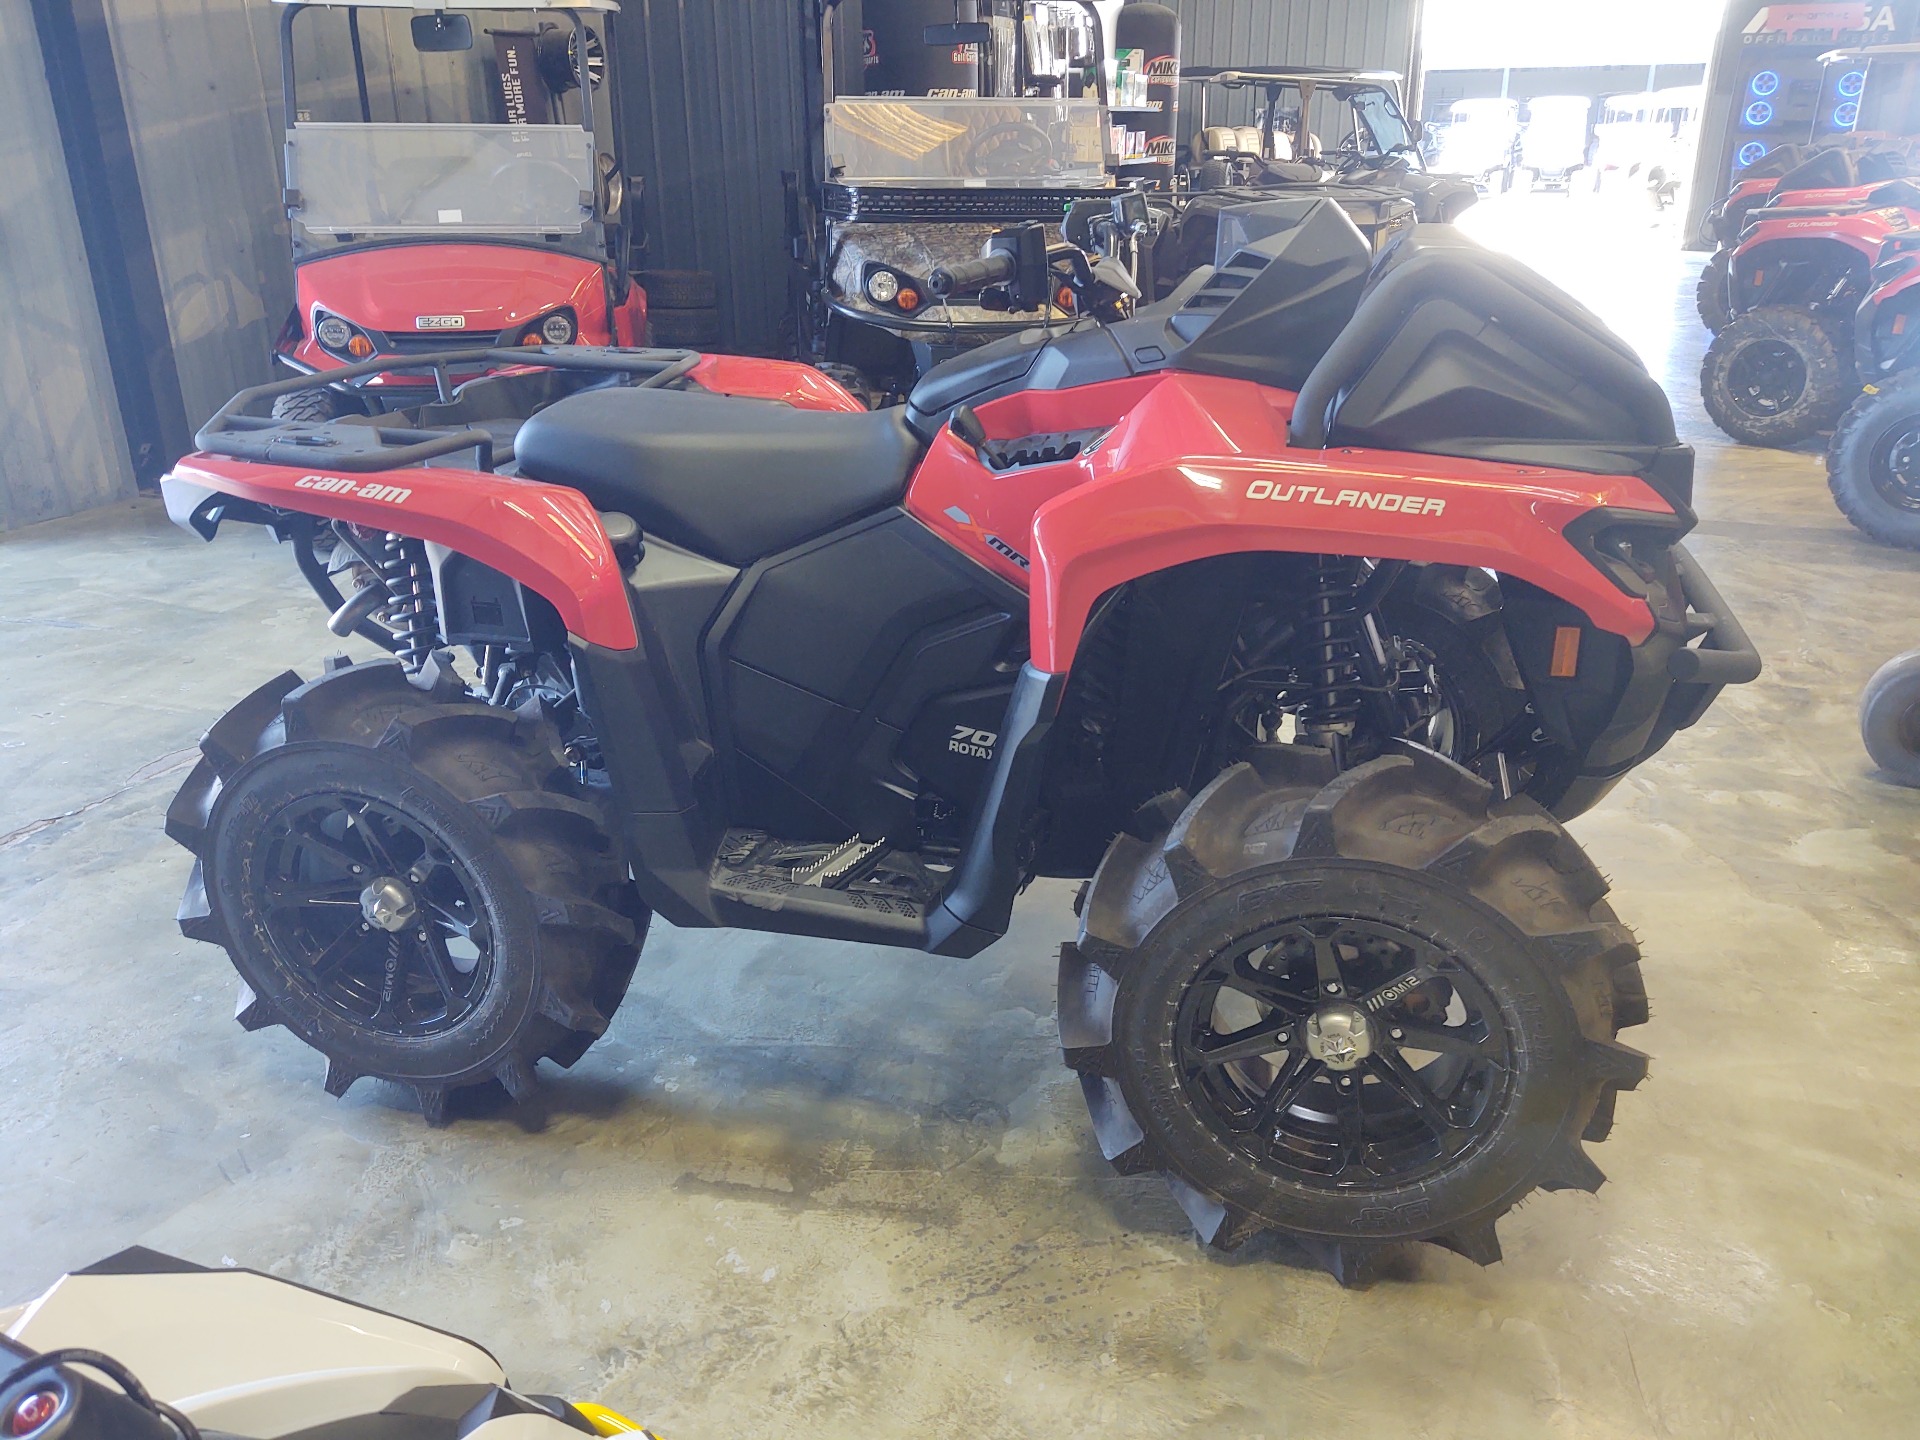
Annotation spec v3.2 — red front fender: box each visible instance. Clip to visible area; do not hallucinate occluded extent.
[165,455,638,651]
[907,372,1676,674]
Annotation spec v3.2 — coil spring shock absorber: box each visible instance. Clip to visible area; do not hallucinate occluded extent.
[381,534,439,672]
[1300,554,1364,765]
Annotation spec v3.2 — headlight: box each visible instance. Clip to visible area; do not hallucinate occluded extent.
[866,269,900,304]
[540,311,577,345]
[315,314,354,350]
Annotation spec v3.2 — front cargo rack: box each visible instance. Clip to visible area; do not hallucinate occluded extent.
[196,345,701,473]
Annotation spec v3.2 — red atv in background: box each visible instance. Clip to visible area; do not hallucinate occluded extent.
[1699,177,1920,446]
[268,0,649,421]
[159,197,1757,1284]
[1696,140,1916,333]
[1826,229,1920,545]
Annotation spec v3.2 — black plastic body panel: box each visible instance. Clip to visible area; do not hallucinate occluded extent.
[1502,543,1757,820]
[1170,196,1374,392]
[1729,236,1869,314]
[1290,223,1693,510]
[703,510,1026,845]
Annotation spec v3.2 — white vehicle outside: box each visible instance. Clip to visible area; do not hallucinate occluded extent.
[1433,97,1521,190]
[1520,94,1593,190]
[1591,85,1702,207]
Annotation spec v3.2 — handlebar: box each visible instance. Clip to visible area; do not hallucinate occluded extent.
[928,251,1019,298]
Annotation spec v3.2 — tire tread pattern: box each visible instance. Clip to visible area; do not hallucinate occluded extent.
[169,656,645,1123]
[1058,741,1648,1284]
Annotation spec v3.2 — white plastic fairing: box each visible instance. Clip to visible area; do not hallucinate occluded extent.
[7,1268,506,1437]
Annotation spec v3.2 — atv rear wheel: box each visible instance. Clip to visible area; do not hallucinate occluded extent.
[1701,306,1852,447]
[168,657,645,1122]
[1059,743,1647,1284]
[1828,377,1920,549]
[1695,250,1733,334]
[271,387,344,423]
[1861,649,1920,786]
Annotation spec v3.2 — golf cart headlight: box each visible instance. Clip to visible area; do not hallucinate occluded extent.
[866,269,900,304]
[315,314,354,351]
[540,311,577,345]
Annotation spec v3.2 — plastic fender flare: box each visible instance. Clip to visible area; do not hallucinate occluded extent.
[164,456,638,650]
[1025,457,1667,674]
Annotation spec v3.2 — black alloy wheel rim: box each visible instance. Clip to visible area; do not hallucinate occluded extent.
[1173,917,1514,1189]
[1869,423,1920,513]
[1725,338,1809,417]
[251,794,494,1037]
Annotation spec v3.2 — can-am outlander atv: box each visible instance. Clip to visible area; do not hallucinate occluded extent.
[1,1249,660,1440]
[160,197,1759,1283]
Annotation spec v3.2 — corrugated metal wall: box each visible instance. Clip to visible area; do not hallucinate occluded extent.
[1,6,137,531]
[611,0,812,355]
[1174,0,1420,73]
[100,0,290,433]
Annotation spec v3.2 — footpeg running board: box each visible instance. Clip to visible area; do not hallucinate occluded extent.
[708,830,939,945]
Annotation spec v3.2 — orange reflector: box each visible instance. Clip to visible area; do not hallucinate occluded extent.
[522,333,543,345]
[1550,626,1582,678]
[896,288,920,310]
[1056,285,1076,310]
[1750,268,1765,285]
[1895,313,1909,335]
[346,334,375,358]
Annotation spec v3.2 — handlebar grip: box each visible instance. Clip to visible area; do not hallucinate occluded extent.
[928,251,1018,297]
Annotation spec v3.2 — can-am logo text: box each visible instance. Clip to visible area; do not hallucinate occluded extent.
[1245,479,1446,516]
[295,475,413,505]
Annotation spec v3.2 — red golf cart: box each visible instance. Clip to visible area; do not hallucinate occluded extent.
[271,0,646,418]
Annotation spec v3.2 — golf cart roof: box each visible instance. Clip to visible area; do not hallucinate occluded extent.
[270,1,618,10]
[1183,66,1404,87]
[1820,43,1920,63]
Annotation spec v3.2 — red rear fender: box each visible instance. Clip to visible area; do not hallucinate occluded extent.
[165,455,637,651]
[687,354,866,411]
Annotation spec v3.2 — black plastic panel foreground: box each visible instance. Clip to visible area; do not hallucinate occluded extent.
[1170,196,1374,393]
[1289,224,1694,509]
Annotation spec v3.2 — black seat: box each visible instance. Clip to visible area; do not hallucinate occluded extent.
[514,387,924,565]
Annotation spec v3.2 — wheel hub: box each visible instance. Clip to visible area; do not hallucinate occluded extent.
[360,876,419,933]
[1305,1003,1373,1071]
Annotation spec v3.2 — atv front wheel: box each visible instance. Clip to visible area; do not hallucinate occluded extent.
[1828,378,1920,549]
[1861,649,1920,786]
[1059,743,1647,1284]
[1695,251,1732,334]
[1701,306,1852,447]
[168,657,645,1122]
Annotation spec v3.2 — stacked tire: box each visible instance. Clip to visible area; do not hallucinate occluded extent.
[639,268,721,349]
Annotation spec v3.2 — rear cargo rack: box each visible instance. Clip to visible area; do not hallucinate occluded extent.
[196,346,701,473]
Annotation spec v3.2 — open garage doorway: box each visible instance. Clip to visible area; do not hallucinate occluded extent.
[1420,0,1723,365]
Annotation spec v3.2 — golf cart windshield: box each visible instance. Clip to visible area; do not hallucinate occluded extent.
[824,97,1109,186]
[289,124,591,234]
[1350,87,1413,153]
[283,4,600,236]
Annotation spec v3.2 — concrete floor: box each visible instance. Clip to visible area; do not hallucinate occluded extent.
[6,192,1920,1438]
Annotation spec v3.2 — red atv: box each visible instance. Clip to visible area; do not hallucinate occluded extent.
[1826,229,1920,545]
[269,0,649,421]
[1696,142,1916,333]
[160,197,1758,1282]
[1700,176,1920,447]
